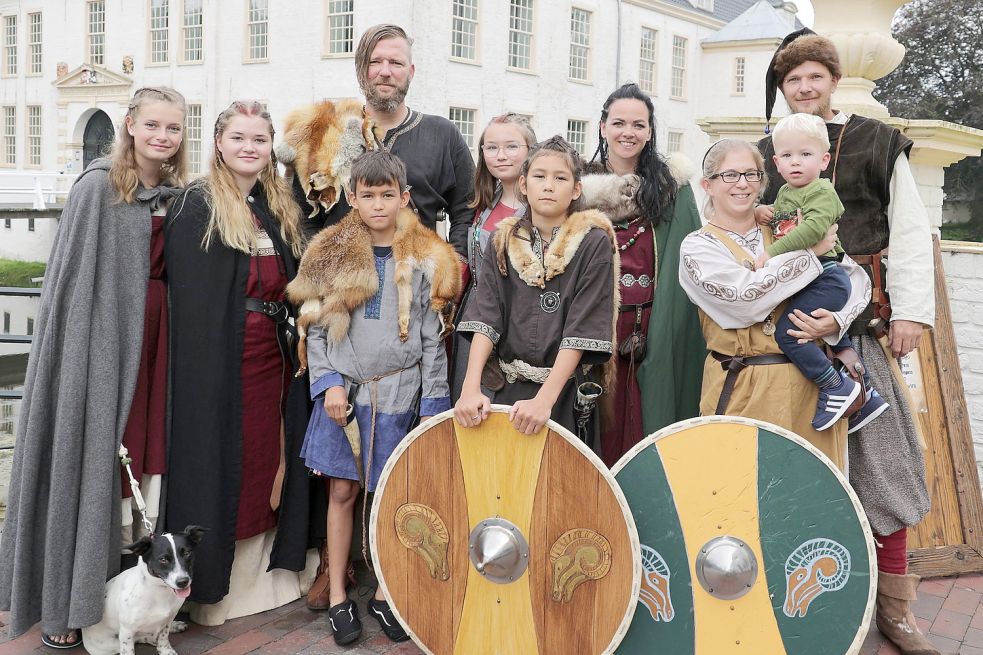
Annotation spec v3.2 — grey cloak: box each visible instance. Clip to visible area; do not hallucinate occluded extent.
[0,158,180,637]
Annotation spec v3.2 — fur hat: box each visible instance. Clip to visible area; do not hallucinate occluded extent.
[764,29,842,132]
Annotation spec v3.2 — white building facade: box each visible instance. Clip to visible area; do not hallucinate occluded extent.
[0,0,795,192]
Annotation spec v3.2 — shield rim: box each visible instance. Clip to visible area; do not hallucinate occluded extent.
[369,405,643,655]
[610,415,877,655]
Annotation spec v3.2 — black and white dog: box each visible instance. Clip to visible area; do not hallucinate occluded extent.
[82,526,205,655]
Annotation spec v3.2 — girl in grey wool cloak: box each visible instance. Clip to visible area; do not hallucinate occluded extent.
[0,87,188,650]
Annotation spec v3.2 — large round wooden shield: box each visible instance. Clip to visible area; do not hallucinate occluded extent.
[611,416,876,655]
[370,407,641,654]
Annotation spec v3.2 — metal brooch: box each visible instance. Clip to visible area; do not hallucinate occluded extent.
[540,291,560,313]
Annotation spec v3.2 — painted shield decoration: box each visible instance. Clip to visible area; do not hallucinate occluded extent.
[611,416,876,655]
[370,407,641,655]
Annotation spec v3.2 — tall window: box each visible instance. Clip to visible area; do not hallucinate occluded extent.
[182,0,203,62]
[326,0,354,55]
[448,107,476,151]
[451,0,478,61]
[27,105,40,167]
[87,1,105,65]
[150,0,169,64]
[2,106,14,165]
[567,119,587,155]
[733,56,746,95]
[186,104,202,173]
[568,8,590,81]
[671,35,687,99]
[3,16,16,76]
[246,0,268,61]
[639,27,657,95]
[508,0,533,70]
[667,130,683,154]
[28,13,41,74]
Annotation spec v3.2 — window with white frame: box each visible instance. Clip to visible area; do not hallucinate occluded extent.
[568,8,591,81]
[2,106,14,165]
[567,119,588,155]
[326,0,354,55]
[27,106,40,167]
[451,0,478,61]
[88,1,105,65]
[3,16,16,76]
[508,0,533,70]
[246,0,268,61]
[150,0,169,64]
[733,56,746,95]
[639,27,657,95]
[667,130,683,154]
[186,104,202,173]
[28,13,41,74]
[671,35,687,99]
[448,107,476,151]
[182,0,202,62]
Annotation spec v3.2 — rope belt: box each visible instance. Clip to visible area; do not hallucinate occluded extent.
[710,351,790,415]
[499,359,551,384]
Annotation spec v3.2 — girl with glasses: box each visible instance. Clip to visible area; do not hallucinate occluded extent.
[451,113,537,400]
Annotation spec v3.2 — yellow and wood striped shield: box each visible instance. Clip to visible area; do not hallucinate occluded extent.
[370,407,641,654]
[611,416,877,655]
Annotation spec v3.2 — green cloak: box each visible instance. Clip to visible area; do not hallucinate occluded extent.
[638,183,706,435]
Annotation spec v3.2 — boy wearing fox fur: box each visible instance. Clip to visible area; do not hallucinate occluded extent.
[288,151,458,646]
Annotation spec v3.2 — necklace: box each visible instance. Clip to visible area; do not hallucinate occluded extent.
[619,223,647,251]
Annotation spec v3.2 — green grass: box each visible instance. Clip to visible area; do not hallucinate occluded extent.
[941,223,982,243]
[0,259,46,287]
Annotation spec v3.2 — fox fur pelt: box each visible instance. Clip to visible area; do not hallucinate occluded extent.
[275,99,375,217]
[286,207,461,347]
[579,152,697,222]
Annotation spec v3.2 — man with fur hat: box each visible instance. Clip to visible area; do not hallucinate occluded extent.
[296,23,475,259]
[758,29,936,655]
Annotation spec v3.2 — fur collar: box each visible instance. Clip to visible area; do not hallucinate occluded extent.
[493,209,617,288]
[286,207,461,343]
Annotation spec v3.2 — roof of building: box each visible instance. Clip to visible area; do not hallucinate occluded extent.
[703,0,803,42]
[661,0,764,24]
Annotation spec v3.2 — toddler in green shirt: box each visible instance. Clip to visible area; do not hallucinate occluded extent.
[756,113,889,434]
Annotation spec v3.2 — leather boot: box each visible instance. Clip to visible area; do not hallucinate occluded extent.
[875,572,940,655]
[306,541,332,610]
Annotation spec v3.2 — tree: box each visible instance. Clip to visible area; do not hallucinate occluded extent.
[874,0,983,240]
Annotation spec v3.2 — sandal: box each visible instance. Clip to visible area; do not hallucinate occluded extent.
[41,630,82,649]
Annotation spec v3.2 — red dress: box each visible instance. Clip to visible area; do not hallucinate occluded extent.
[235,224,292,539]
[600,225,655,467]
[120,213,168,496]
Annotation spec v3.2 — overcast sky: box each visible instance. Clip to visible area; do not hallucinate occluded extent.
[796,1,815,27]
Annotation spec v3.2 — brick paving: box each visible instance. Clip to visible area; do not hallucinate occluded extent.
[6,572,983,653]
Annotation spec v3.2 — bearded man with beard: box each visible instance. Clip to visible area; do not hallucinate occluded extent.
[294,24,475,257]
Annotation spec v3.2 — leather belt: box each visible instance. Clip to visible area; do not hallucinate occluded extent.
[710,351,790,415]
[245,297,290,323]
[619,299,654,313]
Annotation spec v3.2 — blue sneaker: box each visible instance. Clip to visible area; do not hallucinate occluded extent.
[812,371,861,431]
[848,388,889,434]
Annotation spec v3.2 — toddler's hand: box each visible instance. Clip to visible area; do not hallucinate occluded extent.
[323,386,349,427]
[754,204,774,226]
[509,396,552,435]
[455,391,490,428]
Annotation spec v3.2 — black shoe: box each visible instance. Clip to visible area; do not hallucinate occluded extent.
[328,599,361,645]
[367,597,410,642]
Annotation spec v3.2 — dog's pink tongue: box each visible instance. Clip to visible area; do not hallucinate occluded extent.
[175,586,192,599]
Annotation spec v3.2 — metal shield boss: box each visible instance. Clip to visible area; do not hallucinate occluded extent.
[611,416,877,655]
[370,407,641,654]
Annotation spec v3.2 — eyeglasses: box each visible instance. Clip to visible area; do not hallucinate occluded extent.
[481,143,527,156]
[709,170,764,184]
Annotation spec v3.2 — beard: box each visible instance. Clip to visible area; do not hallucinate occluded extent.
[364,78,410,113]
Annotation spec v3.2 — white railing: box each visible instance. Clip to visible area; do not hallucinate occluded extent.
[0,171,75,209]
